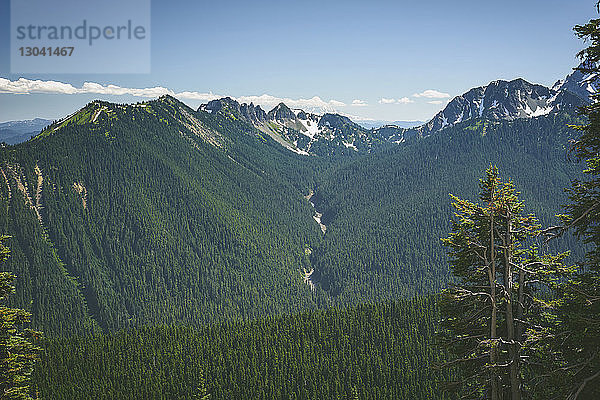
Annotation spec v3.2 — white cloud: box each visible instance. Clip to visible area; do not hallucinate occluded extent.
[0,77,179,98]
[351,99,367,107]
[177,92,218,102]
[85,82,175,98]
[427,100,444,105]
[329,99,347,107]
[0,77,348,112]
[237,94,346,111]
[412,89,451,99]
[378,97,413,104]
[0,78,80,94]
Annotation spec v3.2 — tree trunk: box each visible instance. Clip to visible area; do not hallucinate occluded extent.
[504,214,521,400]
[516,269,525,342]
[490,215,499,400]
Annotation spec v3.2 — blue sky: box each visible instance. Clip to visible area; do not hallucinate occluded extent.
[0,0,596,122]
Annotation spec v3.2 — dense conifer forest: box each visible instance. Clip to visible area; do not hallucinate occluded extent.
[0,99,328,335]
[309,113,586,304]
[33,298,447,400]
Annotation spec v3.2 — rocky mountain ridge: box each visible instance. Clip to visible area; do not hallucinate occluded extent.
[199,65,595,156]
[418,65,595,136]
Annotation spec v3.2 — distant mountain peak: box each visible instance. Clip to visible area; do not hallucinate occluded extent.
[199,97,239,113]
[419,67,593,136]
[318,113,354,129]
[267,103,297,122]
[195,64,594,154]
[199,97,268,125]
[198,96,373,155]
[157,94,178,102]
[0,118,53,145]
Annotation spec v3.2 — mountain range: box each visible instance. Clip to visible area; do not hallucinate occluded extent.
[196,64,595,156]
[4,65,593,155]
[418,68,594,136]
[0,64,590,338]
[0,118,52,145]
[354,119,425,130]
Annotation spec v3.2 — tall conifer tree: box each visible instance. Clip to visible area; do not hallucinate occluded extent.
[544,4,600,397]
[440,167,568,399]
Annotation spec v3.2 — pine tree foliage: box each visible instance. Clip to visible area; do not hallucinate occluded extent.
[0,236,42,400]
[536,7,600,398]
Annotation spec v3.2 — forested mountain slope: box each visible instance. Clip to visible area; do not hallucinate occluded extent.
[0,96,326,335]
[309,113,586,304]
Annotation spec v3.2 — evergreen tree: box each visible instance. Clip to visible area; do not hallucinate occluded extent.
[541,5,600,397]
[0,236,42,399]
[33,299,447,400]
[439,167,568,400]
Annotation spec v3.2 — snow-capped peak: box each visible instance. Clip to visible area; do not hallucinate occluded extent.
[419,66,595,136]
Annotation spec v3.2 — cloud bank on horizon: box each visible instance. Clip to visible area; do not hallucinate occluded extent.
[0,77,449,115]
